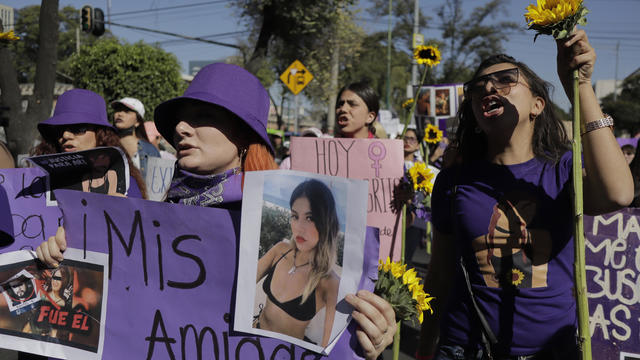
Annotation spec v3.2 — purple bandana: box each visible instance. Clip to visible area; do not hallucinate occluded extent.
[166,167,242,208]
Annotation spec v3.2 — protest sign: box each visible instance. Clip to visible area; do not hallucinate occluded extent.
[0,168,63,253]
[290,137,404,260]
[28,147,130,204]
[235,170,368,354]
[586,209,640,360]
[144,157,176,201]
[0,248,108,359]
[51,188,378,359]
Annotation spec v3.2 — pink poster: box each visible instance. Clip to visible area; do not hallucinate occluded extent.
[290,137,404,260]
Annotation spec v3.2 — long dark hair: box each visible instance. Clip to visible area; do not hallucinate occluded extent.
[31,126,148,199]
[289,179,339,303]
[335,81,379,137]
[455,54,570,164]
[134,113,152,142]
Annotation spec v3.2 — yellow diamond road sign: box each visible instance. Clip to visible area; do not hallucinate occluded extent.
[280,60,313,95]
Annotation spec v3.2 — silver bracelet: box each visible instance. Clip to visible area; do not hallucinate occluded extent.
[582,114,614,135]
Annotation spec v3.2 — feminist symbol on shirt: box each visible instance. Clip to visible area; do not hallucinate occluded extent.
[368,142,386,178]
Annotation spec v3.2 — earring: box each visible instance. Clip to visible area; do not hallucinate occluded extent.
[530,113,538,121]
[238,147,248,160]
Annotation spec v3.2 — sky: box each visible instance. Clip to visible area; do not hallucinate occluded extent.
[2,0,639,112]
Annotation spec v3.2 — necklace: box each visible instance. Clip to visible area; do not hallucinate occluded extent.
[288,250,310,274]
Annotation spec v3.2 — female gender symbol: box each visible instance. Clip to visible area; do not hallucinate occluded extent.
[368,141,386,178]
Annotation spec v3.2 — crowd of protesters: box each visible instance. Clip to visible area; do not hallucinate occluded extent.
[0,27,637,360]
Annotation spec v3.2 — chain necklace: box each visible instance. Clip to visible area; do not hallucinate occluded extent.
[288,249,310,274]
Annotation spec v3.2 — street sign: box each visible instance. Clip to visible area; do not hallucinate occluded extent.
[280,60,313,95]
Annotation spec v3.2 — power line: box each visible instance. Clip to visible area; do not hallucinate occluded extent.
[156,30,249,46]
[109,1,228,18]
[105,20,241,49]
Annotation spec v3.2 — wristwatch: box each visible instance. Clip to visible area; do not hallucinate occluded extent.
[582,114,614,135]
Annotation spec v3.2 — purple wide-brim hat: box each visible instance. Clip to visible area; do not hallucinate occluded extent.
[38,89,114,139]
[154,63,274,154]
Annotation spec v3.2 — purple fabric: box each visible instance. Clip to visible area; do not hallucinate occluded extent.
[154,63,274,154]
[431,151,576,355]
[38,89,114,139]
[53,189,378,359]
[617,137,639,148]
[127,175,143,199]
[166,167,242,207]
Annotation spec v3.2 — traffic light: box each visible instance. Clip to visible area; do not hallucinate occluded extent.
[92,8,105,37]
[81,5,92,33]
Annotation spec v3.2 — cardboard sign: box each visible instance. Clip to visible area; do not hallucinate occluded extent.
[586,209,640,360]
[144,157,176,201]
[0,168,63,253]
[51,188,379,359]
[290,138,404,260]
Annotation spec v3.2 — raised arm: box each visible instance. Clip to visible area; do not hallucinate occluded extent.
[557,29,634,214]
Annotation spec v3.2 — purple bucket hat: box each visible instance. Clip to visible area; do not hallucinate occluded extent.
[154,63,274,154]
[38,89,114,139]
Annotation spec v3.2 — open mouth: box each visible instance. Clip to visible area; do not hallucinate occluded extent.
[482,97,504,117]
[295,236,306,244]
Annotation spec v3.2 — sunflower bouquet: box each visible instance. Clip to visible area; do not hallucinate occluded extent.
[0,30,19,44]
[375,257,434,325]
[525,0,588,41]
[391,161,435,221]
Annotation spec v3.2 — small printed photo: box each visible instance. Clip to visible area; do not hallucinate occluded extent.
[435,88,451,117]
[416,87,432,117]
[235,170,369,354]
[0,249,109,359]
[28,147,130,204]
[254,176,346,347]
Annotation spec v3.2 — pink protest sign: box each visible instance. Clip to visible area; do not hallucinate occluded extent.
[290,137,404,260]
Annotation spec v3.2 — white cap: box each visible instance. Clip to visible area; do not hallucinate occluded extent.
[111,97,145,118]
[301,127,323,137]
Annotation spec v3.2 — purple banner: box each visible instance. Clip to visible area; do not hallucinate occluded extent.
[0,168,63,252]
[586,209,640,360]
[55,189,378,359]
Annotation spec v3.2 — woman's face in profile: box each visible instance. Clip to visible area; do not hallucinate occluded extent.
[290,196,319,252]
[51,269,63,292]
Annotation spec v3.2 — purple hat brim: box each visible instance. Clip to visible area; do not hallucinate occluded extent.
[38,112,115,140]
[154,94,275,155]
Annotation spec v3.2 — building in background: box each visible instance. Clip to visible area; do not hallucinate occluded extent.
[0,4,14,32]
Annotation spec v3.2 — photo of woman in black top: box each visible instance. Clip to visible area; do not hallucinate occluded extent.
[254,179,340,347]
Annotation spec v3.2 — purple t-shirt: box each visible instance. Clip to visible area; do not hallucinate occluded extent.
[431,151,576,355]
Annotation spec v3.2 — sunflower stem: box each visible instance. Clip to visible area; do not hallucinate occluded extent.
[392,320,401,360]
[401,65,429,139]
[572,68,591,360]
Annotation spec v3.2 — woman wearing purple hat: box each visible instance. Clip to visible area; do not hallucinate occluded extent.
[31,88,146,199]
[37,64,396,359]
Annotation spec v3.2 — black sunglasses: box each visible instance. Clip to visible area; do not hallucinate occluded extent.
[463,68,520,96]
[52,124,92,139]
[52,276,62,280]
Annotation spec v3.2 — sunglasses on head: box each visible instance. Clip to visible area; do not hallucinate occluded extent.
[52,276,62,280]
[463,67,520,97]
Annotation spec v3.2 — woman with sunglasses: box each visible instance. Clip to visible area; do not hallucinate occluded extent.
[36,64,396,360]
[417,30,633,360]
[31,89,146,198]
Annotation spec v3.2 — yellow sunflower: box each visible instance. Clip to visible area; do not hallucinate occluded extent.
[413,45,441,67]
[511,268,525,286]
[0,30,20,43]
[524,0,588,40]
[524,0,582,26]
[424,123,443,144]
[408,162,435,194]
[402,98,414,109]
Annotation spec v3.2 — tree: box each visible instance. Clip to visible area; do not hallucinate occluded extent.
[67,39,186,121]
[0,0,60,157]
[234,0,356,75]
[10,5,112,83]
[368,0,430,51]
[435,0,520,83]
[601,73,640,136]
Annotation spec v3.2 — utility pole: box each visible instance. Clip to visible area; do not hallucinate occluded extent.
[76,26,80,54]
[614,41,620,101]
[411,0,419,88]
